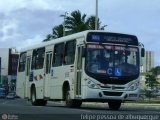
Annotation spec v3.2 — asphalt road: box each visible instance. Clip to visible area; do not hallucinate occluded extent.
[0,98,160,120]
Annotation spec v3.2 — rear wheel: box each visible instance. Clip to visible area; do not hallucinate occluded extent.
[31,88,47,106]
[108,100,121,110]
[31,88,38,106]
[38,99,47,106]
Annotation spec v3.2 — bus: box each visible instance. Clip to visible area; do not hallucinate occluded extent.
[16,30,145,110]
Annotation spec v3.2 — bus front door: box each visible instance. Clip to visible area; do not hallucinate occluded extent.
[75,46,83,98]
[44,52,52,98]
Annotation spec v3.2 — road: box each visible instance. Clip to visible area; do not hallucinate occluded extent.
[0,98,160,120]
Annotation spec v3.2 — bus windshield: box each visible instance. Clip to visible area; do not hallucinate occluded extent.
[86,44,139,78]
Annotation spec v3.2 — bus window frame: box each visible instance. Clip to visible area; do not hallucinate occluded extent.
[52,43,64,67]
[18,52,26,72]
[64,40,76,65]
[31,47,45,70]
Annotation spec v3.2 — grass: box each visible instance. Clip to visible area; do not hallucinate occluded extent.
[126,99,160,104]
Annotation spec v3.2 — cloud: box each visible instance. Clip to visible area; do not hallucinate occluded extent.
[17,34,43,51]
[0,17,19,42]
[0,5,63,48]
[0,0,59,12]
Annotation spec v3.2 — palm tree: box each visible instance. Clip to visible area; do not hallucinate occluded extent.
[86,16,107,30]
[43,10,107,41]
[43,24,64,42]
[43,34,53,42]
[65,10,107,34]
[65,10,88,34]
[52,24,64,39]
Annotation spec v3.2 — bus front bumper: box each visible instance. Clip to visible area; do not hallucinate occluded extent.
[81,86,139,101]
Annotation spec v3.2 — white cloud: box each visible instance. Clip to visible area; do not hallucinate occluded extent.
[0,0,26,13]
[0,0,63,13]
[17,34,43,51]
[23,0,63,11]
[0,18,19,42]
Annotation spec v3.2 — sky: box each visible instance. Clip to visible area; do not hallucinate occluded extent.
[0,0,160,65]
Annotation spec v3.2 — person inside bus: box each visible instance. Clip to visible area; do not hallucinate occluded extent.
[64,55,68,64]
[91,53,109,71]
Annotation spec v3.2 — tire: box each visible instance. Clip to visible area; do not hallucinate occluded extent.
[65,89,82,108]
[31,88,47,106]
[31,88,38,106]
[65,90,74,107]
[38,100,47,106]
[108,100,121,110]
[74,100,82,108]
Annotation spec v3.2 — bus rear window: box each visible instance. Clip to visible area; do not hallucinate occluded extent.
[18,52,26,72]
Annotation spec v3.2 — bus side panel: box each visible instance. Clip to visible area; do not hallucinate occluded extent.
[50,64,75,99]
[32,69,45,99]
[50,66,64,99]
[44,46,53,99]
[16,72,26,99]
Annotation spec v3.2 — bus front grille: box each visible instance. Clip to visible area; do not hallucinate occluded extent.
[103,91,123,96]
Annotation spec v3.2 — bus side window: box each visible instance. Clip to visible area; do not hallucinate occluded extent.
[64,40,76,65]
[52,43,64,67]
[36,48,45,69]
[31,48,45,70]
[31,50,36,70]
[18,52,26,72]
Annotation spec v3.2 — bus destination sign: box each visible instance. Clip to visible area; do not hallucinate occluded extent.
[87,32,138,46]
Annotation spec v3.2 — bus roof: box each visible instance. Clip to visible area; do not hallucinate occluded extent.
[20,30,137,53]
[20,30,91,52]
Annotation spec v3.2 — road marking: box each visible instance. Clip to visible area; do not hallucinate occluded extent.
[70,108,92,113]
[78,109,92,113]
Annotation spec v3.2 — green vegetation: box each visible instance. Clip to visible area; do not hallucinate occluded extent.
[145,66,160,89]
[126,100,160,104]
[43,10,107,42]
[141,66,160,99]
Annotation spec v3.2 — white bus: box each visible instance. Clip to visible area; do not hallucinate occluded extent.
[16,30,145,110]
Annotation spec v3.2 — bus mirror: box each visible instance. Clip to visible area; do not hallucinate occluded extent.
[141,48,145,57]
[82,48,86,57]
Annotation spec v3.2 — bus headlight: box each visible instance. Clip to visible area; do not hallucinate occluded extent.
[127,82,139,91]
[87,80,99,89]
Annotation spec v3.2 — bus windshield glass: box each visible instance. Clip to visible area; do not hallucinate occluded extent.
[86,44,139,78]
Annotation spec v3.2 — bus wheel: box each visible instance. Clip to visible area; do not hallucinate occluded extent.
[31,88,38,105]
[108,100,121,110]
[38,100,47,106]
[74,100,82,108]
[65,90,74,107]
[65,90,82,108]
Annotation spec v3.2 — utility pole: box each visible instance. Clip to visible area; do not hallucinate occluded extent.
[95,0,98,30]
[60,12,68,36]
